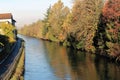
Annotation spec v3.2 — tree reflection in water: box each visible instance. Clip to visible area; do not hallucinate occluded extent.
[43,41,120,80]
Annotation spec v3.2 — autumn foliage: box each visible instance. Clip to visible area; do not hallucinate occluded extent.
[95,0,120,58]
[102,0,120,24]
[19,0,120,60]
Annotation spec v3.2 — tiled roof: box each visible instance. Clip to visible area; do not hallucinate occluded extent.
[0,13,12,19]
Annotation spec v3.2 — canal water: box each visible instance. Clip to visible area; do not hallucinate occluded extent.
[18,35,120,80]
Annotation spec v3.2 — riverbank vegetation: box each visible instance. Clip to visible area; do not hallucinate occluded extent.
[19,0,120,61]
[0,22,16,59]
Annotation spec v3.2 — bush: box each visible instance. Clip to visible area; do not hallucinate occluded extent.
[0,22,16,43]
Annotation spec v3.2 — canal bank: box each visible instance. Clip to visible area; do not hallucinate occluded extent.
[10,38,25,80]
[0,38,25,80]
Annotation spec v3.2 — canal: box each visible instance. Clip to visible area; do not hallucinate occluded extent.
[18,35,120,80]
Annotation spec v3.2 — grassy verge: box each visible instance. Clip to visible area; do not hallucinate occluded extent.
[10,47,25,80]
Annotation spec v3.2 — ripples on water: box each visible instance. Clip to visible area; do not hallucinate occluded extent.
[18,35,120,80]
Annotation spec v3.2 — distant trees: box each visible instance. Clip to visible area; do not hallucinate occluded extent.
[19,20,43,38]
[19,0,120,60]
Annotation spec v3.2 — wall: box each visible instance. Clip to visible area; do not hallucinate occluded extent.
[0,19,12,23]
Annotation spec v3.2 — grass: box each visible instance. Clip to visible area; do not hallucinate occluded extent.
[10,48,25,80]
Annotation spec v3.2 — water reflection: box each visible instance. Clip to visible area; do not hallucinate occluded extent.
[94,56,120,80]
[19,35,120,80]
[43,41,72,80]
[43,41,120,80]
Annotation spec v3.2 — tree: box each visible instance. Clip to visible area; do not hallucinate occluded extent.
[95,0,120,57]
[83,0,103,52]
[0,23,16,43]
[42,6,51,38]
[0,23,16,54]
[45,0,70,42]
[102,0,120,42]
[70,0,103,52]
[62,12,72,45]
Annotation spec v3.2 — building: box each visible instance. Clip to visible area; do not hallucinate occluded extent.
[0,13,17,39]
[0,13,16,26]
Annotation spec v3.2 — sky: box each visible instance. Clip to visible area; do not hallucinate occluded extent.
[0,0,72,28]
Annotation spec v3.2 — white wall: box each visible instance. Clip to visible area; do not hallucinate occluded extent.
[0,19,12,23]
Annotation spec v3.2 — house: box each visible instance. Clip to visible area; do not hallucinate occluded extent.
[0,13,17,39]
[0,13,16,26]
